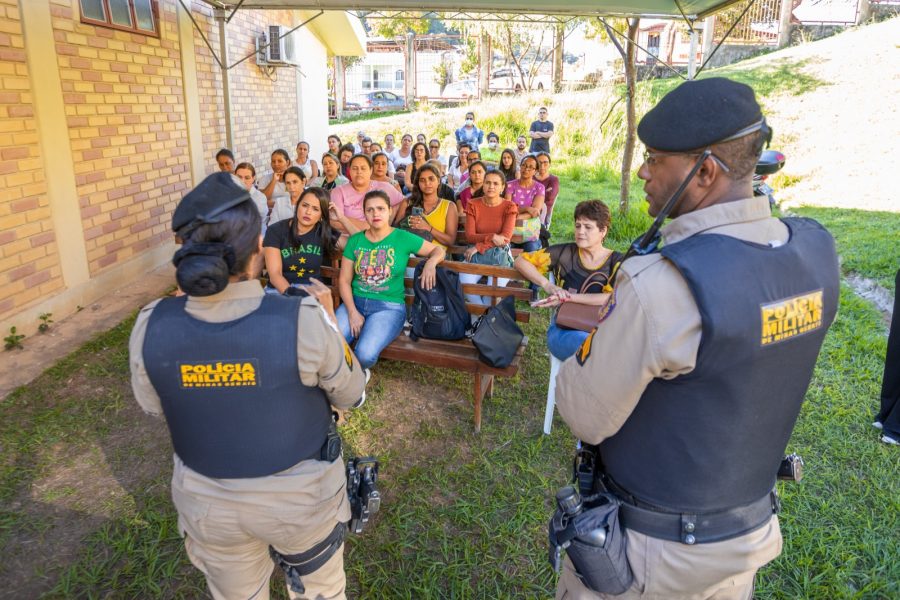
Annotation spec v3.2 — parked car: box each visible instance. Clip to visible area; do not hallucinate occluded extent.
[489,68,551,94]
[358,91,405,111]
[328,96,361,118]
[442,79,478,99]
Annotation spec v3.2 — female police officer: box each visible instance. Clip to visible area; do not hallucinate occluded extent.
[129,172,366,600]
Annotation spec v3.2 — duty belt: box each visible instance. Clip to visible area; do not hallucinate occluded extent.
[606,478,780,545]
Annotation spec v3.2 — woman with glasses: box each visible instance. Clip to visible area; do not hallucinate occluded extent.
[428,138,448,175]
[505,155,545,252]
[534,151,560,227]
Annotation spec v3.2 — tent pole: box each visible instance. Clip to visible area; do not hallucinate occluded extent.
[687,27,698,79]
[215,9,234,150]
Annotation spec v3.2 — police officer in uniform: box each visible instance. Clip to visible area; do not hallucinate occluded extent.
[129,172,366,600]
[554,78,840,599]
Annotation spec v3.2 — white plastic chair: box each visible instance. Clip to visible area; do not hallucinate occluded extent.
[544,354,562,434]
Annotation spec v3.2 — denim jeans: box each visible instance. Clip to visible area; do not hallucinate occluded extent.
[336,296,407,370]
[546,314,590,360]
[513,239,542,253]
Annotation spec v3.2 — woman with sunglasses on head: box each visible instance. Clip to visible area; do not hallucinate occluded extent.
[268,166,307,225]
[330,154,403,233]
[264,187,358,295]
[505,154,545,252]
[337,190,445,372]
[310,152,348,192]
[394,162,458,250]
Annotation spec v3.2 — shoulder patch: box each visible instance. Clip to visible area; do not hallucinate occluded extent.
[596,288,617,324]
[575,328,596,366]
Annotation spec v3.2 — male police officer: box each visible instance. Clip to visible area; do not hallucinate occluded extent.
[130,173,366,599]
[554,78,840,599]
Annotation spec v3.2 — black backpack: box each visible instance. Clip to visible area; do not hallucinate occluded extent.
[409,262,469,341]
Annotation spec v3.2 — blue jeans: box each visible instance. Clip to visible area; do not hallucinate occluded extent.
[336,297,407,370]
[546,314,589,360]
[513,239,541,253]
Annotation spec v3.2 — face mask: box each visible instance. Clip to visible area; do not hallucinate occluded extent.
[489,142,497,149]
[465,119,474,126]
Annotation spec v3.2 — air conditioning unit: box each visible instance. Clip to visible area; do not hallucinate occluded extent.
[257,25,299,66]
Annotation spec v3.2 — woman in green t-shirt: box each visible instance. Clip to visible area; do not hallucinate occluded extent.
[337,190,445,371]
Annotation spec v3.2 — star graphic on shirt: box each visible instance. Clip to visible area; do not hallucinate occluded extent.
[298,257,307,264]
[298,268,307,277]
[289,265,297,271]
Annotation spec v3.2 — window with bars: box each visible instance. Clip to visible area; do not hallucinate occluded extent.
[79,0,159,37]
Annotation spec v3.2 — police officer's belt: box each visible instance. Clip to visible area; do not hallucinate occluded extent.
[607,478,779,545]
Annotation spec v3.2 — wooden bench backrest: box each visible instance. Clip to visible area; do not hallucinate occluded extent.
[320,257,532,324]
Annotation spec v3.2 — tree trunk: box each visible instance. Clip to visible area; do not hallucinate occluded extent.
[619,18,640,214]
[478,33,491,98]
[552,23,564,93]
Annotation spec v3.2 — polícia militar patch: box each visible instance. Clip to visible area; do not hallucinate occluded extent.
[178,360,260,388]
[760,289,824,346]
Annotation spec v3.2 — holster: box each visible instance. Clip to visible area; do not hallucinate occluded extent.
[269,521,346,594]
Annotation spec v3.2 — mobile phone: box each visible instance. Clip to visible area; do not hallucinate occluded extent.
[411,207,424,216]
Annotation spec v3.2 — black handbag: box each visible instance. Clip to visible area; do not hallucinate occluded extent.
[470,295,524,368]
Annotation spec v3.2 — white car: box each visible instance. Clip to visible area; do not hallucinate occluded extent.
[442,79,478,99]
[489,67,551,93]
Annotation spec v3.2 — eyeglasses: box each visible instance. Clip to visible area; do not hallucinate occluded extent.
[642,148,731,173]
[429,145,439,149]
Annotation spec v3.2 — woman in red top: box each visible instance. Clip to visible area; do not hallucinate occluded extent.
[461,170,518,305]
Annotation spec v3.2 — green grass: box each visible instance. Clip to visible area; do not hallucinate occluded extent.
[791,207,900,291]
[329,109,410,126]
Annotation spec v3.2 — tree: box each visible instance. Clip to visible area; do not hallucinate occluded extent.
[367,14,431,38]
[586,17,641,213]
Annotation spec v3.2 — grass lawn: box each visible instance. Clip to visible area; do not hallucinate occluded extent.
[1,172,897,598]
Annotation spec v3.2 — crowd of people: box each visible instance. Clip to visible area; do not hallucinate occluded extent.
[211,107,608,370]
[136,82,858,600]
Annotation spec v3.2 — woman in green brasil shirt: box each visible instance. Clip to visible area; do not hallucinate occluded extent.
[337,190,445,371]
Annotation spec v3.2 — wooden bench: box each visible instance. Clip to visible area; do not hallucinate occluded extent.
[321,258,532,433]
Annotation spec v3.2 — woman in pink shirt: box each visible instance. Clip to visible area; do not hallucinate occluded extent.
[504,154,545,252]
[330,154,403,232]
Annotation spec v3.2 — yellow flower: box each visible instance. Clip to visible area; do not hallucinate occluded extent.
[521,249,551,276]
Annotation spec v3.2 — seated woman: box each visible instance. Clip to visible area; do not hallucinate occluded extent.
[263,187,359,295]
[337,190,445,371]
[372,152,402,193]
[446,143,470,189]
[498,148,518,184]
[330,154,403,233]
[505,154,545,252]
[327,134,341,156]
[310,152,348,191]
[456,160,486,212]
[338,144,355,178]
[393,163,458,250]
[268,166,307,224]
[233,162,269,232]
[257,149,291,203]
[403,142,429,193]
[292,141,319,180]
[535,151,560,227]
[514,200,623,360]
[460,170,518,305]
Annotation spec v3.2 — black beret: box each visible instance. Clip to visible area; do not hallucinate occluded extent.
[637,77,763,152]
[172,172,251,235]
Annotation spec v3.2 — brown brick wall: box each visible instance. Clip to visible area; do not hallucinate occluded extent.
[0,0,64,319]
[191,5,300,178]
[51,0,191,277]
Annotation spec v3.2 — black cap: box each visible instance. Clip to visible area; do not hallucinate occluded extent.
[172,172,251,236]
[637,77,763,152]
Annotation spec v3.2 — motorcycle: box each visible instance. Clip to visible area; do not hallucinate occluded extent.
[754,150,786,206]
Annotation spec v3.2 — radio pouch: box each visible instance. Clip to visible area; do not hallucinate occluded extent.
[550,494,633,595]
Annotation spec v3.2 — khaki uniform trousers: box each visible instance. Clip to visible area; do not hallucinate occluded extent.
[171,455,352,600]
[556,515,783,600]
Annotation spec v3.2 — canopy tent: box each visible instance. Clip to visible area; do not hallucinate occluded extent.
[196,0,745,20]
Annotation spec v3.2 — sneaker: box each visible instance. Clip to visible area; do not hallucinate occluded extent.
[881,434,899,446]
[872,421,883,430]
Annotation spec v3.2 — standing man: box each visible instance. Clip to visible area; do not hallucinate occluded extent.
[554,78,840,599]
[875,268,900,445]
[455,111,484,151]
[529,107,554,154]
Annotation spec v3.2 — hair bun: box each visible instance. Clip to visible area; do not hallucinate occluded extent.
[173,242,236,297]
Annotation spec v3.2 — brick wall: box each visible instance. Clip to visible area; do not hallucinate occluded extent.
[0,0,64,319]
[191,4,301,178]
[51,0,191,277]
